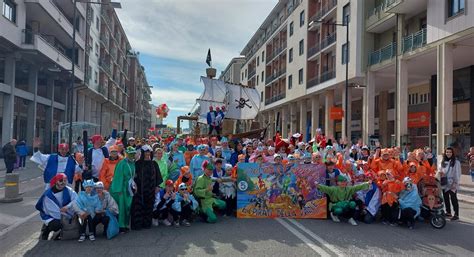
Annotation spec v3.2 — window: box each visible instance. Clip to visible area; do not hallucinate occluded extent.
[342,43,349,64]
[90,9,94,24]
[299,10,305,27]
[388,92,395,109]
[288,75,293,89]
[448,0,465,18]
[261,71,264,82]
[261,91,263,102]
[262,51,265,61]
[96,17,100,30]
[289,48,293,63]
[257,75,259,85]
[245,69,247,77]
[343,3,350,25]
[257,56,259,66]
[94,71,98,83]
[289,21,294,36]
[299,40,304,55]
[95,43,99,56]
[2,0,16,23]
[298,69,303,85]
[242,72,244,80]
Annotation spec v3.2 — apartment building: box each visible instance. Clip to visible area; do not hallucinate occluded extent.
[240,0,473,158]
[0,0,152,153]
[219,57,245,84]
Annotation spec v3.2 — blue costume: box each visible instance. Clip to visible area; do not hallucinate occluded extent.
[189,154,211,182]
[44,155,77,185]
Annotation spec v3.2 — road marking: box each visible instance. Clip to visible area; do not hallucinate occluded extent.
[276,218,332,257]
[6,232,40,257]
[0,212,38,238]
[287,219,345,257]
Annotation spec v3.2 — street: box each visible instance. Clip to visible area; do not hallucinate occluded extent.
[1,162,473,257]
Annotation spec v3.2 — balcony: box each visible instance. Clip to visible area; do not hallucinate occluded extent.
[248,69,256,79]
[265,69,286,85]
[101,8,113,29]
[266,42,287,64]
[366,0,397,33]
[402,28,426,54]
[309,0,337,29]
[368,42,397,66]
[100,34,109,48]
[307,69,336,89]
[320,33,336,50]
[99,58,112,76]
[21,30,84,80]
[307,43,321,60]
[265,92,286,106]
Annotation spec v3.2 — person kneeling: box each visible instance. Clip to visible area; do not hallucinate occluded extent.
[73,180,103,242]
[315,176,370,226]
[153,179,177,227]
[194,161,226,223]
[36,173,78,240]
[94,182,119,236]
[172,183,199,227]
[398,177,422,229]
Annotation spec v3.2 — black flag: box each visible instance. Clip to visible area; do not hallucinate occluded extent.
[206,49,212,67]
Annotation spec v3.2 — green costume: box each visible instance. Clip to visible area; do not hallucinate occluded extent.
[317,182,369,215]
[110,158,135,229]
[193,174,226,223]
[155,155,169,188]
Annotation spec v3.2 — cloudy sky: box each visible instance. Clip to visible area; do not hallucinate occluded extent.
[116,0,278,128]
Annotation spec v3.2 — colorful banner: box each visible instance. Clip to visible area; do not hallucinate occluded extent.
[330,107,344,120]
[237,163,327,219]
[407,112,430,128]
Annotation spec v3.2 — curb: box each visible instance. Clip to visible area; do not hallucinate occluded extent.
[458,193,474,204]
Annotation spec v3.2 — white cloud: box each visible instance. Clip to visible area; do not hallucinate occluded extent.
[116,0,277,68]
[150,87,200,114]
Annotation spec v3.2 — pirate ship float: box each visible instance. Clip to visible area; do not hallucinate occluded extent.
[178,74,265,139]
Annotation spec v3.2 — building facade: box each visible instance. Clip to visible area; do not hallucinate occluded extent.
[0,0,152,153]
[239,0,473,160]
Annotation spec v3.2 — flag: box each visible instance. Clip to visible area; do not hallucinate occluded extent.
[206,49,212,67]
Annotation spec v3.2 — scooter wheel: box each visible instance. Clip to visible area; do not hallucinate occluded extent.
[430,215,446,229]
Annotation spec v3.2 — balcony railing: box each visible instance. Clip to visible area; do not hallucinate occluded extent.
[101,8,112,27]
[248,69,256,79]
[99,58,112,76]
[320,33,336,50]
[265,93,286,105]
[309,0,337,24]
[308,43,321,58]
[266,42,287,64]
[368,42,397,66]
[402,28,427,53]
[265,69,286,85]
[366,0,396,28]
[307,75,320,89]
[307,69,336,89]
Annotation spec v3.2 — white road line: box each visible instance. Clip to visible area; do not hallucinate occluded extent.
[0,211,38,238]
[6,232,40,257]
[287,219,345,257]
[275,218,331,257]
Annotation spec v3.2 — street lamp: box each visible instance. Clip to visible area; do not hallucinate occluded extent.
[310,16,349,141]
[68,0,121,151]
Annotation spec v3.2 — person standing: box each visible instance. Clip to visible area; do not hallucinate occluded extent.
[109,146,137,233]
[99,145,123,191]
[438,147,461,221]
[16,140,28,170]
[84,129,117,182]
[2,139,17,173]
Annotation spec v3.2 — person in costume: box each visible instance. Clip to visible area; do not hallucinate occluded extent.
[315,175,370,226]
[371,148,403,180]
[36,173,78,240]
[99,145,123,191]
[31,142,82,190]
[193,160,226,223]
[172,183,199,227]
[398,177,422,229]
[220,164,236,216]
[212,159,225,195]
[220,137,233,163]
[73,179,102,242]
[380,170,405,226]
[131,145,162,230]
[109,146,137,233]
[169,142,185,169]
[184,144,197,166]
[94,181,118,236]
[414,148,436,177]
[189,144,211,182]
[405,162,424,185]
[154,148,169,188]
[229,142,244,167]
[353,173,381,224]
[153,179,177,227]
[175,166,193,193]
[84,129,117,181]
[207,106,218,135]
[325,160,341,186]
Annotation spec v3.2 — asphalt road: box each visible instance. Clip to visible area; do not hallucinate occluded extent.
[1,162,473,257]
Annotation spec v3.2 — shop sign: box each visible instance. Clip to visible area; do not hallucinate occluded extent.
[407,112,430,128]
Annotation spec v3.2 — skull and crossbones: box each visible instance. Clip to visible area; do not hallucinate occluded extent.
[235,98,252,109]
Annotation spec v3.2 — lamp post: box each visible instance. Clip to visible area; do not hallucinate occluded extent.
[310,16,349,141]
[68,0,121,151]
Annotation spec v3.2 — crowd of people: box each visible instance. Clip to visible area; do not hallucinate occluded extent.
[30,128,467,242]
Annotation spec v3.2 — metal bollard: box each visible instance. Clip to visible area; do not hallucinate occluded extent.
[0,173,23,203]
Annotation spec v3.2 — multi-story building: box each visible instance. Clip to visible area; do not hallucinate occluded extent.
[0,0,152,153]
[219,57,246,84]
[240,0,473,159]
[1,0,87,152]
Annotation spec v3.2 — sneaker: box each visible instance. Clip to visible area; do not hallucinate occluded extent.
[89,234,95,241]
[451,216,459,221]
[408,225,414,230]
[381,220,389,225]
[330,212,340,223]
[78,234,86,242]
[389,222,398,227]
[160,219,172,226]
[152,219,159,227]
[445,213,452,218]
[348,218,358,226]
[51,230,62,241]
[173,221,180,228]
[181,220,191,227]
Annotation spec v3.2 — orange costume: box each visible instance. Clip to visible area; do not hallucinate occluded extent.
[99,157,122,191]
[418,160,435,177]
[371,150,403,180]
[175,166,193,193]
[380,175,404,207]
[184,150,198,166]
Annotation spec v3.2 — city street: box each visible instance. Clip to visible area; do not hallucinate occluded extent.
[1,162,473,257]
